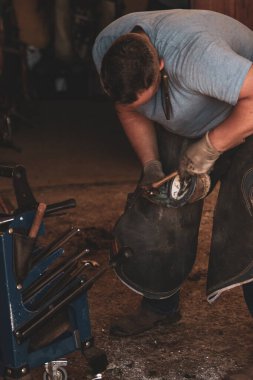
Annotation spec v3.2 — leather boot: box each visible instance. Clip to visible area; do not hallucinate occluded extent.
[109,304,181,337]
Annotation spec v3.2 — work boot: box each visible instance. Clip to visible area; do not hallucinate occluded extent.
[110,293,181,337]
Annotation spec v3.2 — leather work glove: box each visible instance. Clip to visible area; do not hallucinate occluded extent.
[140,159,165,186]
[179,132,222,178]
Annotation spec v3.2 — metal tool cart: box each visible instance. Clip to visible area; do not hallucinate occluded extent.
[0,163,108,380]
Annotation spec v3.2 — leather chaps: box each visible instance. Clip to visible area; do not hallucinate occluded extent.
[113,126,253,301]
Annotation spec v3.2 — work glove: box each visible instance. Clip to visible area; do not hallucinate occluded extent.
[124,160,165,210]
[179,132,222,179]
[139,159,165,186]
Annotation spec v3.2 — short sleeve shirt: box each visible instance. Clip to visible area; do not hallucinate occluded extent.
[92,10,253,137]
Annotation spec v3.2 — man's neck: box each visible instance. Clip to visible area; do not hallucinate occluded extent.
[131,25,145,34]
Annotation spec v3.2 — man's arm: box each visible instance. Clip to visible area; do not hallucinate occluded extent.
[115,104,159,165]
[115,104,165,185]
[179,65,253,177]
[209,65,253,151]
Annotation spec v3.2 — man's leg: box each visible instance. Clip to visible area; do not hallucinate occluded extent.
[110,128,203,336]
[110,292,181,337]
[141,292,180,315]
[225,285,253,378]
[243,282,253,316]
[207,136,253,301]
[207,136,253,379]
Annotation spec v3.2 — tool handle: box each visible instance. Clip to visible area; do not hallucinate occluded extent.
[151,171,178,189]
[28,203,47,238]
[45,198,76,216]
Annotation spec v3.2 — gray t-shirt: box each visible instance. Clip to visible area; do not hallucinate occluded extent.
[92,10,253,137]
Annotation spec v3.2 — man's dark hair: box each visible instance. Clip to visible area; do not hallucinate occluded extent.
[100,33,158,104]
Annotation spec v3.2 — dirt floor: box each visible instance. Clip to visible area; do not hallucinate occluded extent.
[0,100,253,380]
[2,182,252,380]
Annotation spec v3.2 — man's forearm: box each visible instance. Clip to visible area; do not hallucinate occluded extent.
[209,96,253,152]
[179,96,253,177]
[116,105,159,165]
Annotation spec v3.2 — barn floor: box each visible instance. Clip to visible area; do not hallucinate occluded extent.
[0,99,253,380]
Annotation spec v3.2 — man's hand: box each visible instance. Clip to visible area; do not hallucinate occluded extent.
[179,132,221,178]
[140,160,165,186]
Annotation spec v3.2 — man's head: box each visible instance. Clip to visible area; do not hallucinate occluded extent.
[100,31,164,105]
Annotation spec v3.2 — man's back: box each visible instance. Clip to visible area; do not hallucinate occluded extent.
[93,10,253,137]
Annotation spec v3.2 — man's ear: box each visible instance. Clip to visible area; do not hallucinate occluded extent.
[159,58,164,71]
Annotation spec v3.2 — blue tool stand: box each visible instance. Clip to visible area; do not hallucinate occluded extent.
[0,164,108,380]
